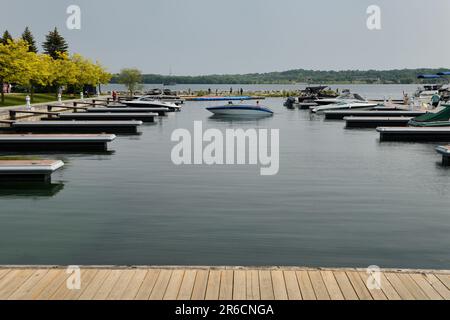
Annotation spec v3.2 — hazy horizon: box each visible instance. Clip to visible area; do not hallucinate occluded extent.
[1,0,449,75]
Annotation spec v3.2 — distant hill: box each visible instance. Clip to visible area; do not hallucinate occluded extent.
[110,68,450,85]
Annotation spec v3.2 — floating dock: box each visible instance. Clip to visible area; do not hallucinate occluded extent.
[377,127,450,142]
[0,160,64,182]
[1,121,142,134]
[435,145,450,165]
[0,266,448,300]
[345,117,412,128]
[0,134,116,152]
[42,113,157,123]
[86,107,169,116]
[324,110,426,120]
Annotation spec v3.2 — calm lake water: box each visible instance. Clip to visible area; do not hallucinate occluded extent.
[1,85,449,269]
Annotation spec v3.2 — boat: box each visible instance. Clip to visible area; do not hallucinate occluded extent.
[122,96,181,110]
[284,86,337,108]
[206,103,273,116]
[311,99,378,113]
[298,86,338,102]
[408,104,450,127]
[415,74,450,105]
[284,97,296,109]
[141,95,184,105]
[314,91,366,105]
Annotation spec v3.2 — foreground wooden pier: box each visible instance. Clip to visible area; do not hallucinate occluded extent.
[0,266,448,300]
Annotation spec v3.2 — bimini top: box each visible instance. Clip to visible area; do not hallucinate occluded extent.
[304,86,329,93]
[417,74,442,79]
[417,74,449,84]
[437,72,450,76]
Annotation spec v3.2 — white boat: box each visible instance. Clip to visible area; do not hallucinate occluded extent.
[414,84,446,104]
[312,100,378,113]
[141,95,184,105]
[122,96,181,110]
[207,104,274,116]
[314,92,366,105]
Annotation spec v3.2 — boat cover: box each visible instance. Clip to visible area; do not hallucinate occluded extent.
[409,104,450,126]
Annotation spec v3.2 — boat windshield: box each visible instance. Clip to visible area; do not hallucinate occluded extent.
[337,93,364,101]
[139,97,157,101]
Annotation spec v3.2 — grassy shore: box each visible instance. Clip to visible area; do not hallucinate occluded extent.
[0,93,75,107]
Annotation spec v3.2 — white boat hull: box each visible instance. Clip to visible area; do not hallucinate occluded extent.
[123,100,180,110]
[312,102,378,113]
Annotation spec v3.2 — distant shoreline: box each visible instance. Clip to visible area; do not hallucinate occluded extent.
[110,68,450,86]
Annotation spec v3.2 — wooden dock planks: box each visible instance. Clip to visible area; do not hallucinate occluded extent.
[0,266,448,300]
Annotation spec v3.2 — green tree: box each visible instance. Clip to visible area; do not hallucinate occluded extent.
[42,27,68,59]
[52,52,79,97]
[118,68,142,96]
[1,30,13,45]
[21,27,38,53]
[0,40,32,104]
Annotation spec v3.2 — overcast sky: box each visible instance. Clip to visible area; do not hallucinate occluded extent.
[1,0,449,75]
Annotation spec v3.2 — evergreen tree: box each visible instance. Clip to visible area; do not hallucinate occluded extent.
[1,30,13,45]
[42,27,68,59]
[21,26,37,53]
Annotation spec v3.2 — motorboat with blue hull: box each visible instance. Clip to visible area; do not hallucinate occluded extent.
[206,104,274,116]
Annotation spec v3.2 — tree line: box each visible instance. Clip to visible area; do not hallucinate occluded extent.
[110,68,450,85]
[0,27,111,104]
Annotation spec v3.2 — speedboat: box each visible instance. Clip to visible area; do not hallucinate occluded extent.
[122,96,181,111]
[314,92,366,105]
[140,95,184,105]
[207,103,273,116]
[311,100,378,113]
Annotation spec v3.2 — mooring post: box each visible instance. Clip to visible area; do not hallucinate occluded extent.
[9,110,16,120]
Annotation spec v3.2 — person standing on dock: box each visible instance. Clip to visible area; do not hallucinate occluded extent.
[240,88,243,96]
[431,93,441,108]
[230,87,233,94]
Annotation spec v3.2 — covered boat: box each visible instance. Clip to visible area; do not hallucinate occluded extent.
[408,104,450,127]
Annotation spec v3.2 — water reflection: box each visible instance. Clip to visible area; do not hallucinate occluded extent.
[0,182,64,198]
[207,114,273,125]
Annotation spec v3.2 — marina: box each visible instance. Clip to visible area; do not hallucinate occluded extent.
[2,0,450,310]
[1,94,450,270]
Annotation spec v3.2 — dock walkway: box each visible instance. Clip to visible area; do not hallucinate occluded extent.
[0,266,448,300]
